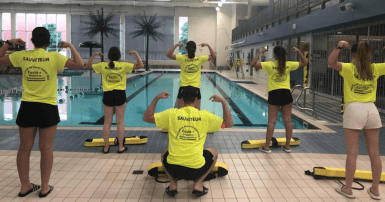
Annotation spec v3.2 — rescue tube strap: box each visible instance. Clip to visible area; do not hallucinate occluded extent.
[305,169,364,190]
[271,137,278,147]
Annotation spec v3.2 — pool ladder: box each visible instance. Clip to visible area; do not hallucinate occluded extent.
[291,85,317,119]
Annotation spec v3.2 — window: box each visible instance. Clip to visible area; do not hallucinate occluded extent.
[178,17,188,54]
[15,13,66,56]
[2,13,11,41]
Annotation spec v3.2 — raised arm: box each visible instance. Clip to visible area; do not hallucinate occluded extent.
[209,95,234,128]
[143,91,172,123]
[0,38,25,66]
[327,40,349,71]
[250,47,268,70]
[58,41,84,69]
[292,47,308,68]
[166,43,184,60]
[128,51,144,69]
[199,43,216,60]
[86,52,102,69]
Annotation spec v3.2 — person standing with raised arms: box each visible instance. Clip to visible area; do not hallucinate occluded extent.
[0,27,84,197]
[328,41,383,200]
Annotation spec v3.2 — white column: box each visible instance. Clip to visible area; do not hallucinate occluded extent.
[247,0,252,19]
[120,13,125,60]
[11,12,15,39]
[66,12,71,58]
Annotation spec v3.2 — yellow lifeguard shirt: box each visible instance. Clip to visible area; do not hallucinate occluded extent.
[92,61,134,92]
[261,61,300,92]
[154,106,223,169]
[9,48,68,105]
[340,63,385,103]
[176,54,209,88]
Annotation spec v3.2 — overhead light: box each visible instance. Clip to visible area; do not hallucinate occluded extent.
[216,7,220,11]
[221,0,225,2]
[337,32,342,35]
[218,2,222,7]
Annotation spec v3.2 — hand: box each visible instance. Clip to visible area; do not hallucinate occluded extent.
[292,47,300,52]
[199,43,209,47]
[93,52,103,57]
[58,41,73,48]
[261,47,268,53]
[156,91,172,99]
[128,51,138,55]
[175,43,184,47]
[8,38,25,46]
[338,40,349,49]
[209,95,224,103]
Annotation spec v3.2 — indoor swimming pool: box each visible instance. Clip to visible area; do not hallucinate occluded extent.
[0,72,317,129]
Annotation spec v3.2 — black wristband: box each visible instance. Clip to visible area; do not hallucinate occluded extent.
[335,45,343,50]
[5,40,12,46]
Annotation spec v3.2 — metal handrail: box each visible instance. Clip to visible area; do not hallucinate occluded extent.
[291,85,317,119]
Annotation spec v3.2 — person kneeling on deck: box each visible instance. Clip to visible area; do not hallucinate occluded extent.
[143,87,233,197]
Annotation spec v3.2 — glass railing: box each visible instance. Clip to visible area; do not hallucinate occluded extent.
[232,0,334,40]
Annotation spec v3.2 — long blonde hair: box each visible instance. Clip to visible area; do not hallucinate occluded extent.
[356,42,373,80]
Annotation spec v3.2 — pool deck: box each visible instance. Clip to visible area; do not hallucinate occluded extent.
[1,70,385,202]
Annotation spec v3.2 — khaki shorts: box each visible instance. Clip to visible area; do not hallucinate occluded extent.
[343,102,382,130]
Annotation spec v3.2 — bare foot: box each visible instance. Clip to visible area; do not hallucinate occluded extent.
[370,187,380,197]
[103,146,109,153]
[283,145,291,150]
[341,186,353,195]
[193,183,204,192]
[20,183,33,194]
[40,186,50,195]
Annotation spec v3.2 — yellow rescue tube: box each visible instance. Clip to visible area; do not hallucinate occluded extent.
[241,137,300,149]
[84,136,147,147]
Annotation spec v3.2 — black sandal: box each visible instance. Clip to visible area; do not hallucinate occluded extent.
[192,186,209,197]
[118,146,128,153]
[39,185,54,198]
[103,146,110,154]
[165,186,178,197]
[18,183,40,197]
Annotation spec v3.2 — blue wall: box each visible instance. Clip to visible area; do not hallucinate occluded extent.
[234,0,385,47]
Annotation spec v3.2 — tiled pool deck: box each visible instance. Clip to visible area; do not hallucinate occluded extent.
[1,71,385,202]
[1,125,385,202]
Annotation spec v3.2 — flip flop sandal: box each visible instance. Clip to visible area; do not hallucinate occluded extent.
[39,186,54,198]
[258,147,271,154]
[335,185,355,199]
[118,146,128,153]
[165,186,178,197]
[281,146,291,153]
[18,183,40,197]
[103,146,110,154]
[192,186,209,197]
[367,187,381,200]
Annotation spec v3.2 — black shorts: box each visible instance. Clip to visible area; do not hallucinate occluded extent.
[102,90,126,107]
[16,101,60,128]
[162,150,214,181]
[177,86,201,100]
[268,89,293,106]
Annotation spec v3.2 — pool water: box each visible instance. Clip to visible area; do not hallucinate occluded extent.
[0,72,317,129]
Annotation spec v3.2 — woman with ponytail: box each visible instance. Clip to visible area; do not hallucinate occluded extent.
[328,41,383,200]
[166,41,216,109]
[0,27,84,197]
[87,47,144,153]
[251,46,308,154]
